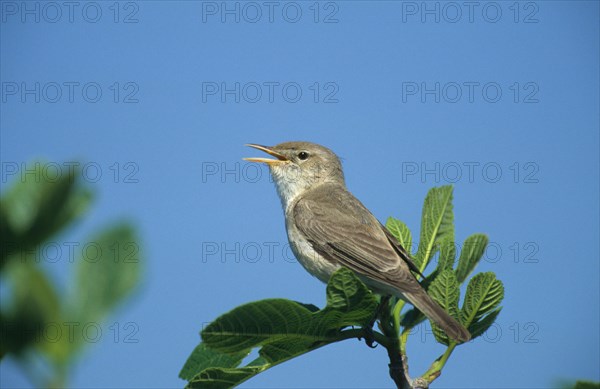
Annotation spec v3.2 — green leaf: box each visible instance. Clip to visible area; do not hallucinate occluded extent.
[0,162,92,258]
[461,272,504,340]
[184,268,377,388]
[324,267,379,326]
[187,366,264,389]
[68,223,142,330]
[437,238,456,272]
[468,307,502,339]
[456,234,488,283]
[572,381,600,389]
[400,307,426,331]
[427,270,460,345]
[415,186,454,273]
[0,262,61,357]
[201,299,326,353]
[258,338,321,364]
[202,268,376,355]
[0,207,17,271]
[386,217,413,254]
[179,344,248,381]
[294,302,320,312]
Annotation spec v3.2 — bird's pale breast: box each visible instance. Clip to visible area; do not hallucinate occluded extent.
[284,207,341,283]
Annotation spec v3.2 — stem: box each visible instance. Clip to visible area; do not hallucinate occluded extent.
[392,300,411,355]
[420,342,457,382]
[392,300,405,338]
[399,330,410,353]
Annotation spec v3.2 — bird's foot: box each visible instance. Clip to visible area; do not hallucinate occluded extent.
[359,296,392,348]
[360,324,378,348]
[364,328,377,348]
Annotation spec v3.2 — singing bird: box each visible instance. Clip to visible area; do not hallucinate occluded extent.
[245,141,470,343]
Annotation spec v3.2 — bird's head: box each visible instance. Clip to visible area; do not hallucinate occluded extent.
[244,141,345,207]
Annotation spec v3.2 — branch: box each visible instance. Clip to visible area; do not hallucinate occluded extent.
[385,342,409,389]
[380,299,413,389]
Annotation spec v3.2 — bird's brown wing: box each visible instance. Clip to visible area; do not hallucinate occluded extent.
[292,184,421,293]
[380,223,424,278]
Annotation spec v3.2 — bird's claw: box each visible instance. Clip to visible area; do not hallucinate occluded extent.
[360,326,378,348]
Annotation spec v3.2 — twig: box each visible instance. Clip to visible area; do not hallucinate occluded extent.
[420,343,456,383]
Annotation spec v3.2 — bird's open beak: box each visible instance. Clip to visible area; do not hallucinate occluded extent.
[244,144,289,166]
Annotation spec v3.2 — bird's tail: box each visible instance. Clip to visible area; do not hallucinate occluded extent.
[403,289,471,343]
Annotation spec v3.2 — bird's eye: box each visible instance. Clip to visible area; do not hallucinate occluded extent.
[298,151,309,160]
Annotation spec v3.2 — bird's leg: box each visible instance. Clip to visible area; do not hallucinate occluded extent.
[361,295,391,348]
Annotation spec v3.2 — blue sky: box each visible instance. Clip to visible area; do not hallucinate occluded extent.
[1,1,599,388]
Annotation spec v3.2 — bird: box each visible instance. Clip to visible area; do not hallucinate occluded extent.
[244,141,470,343]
